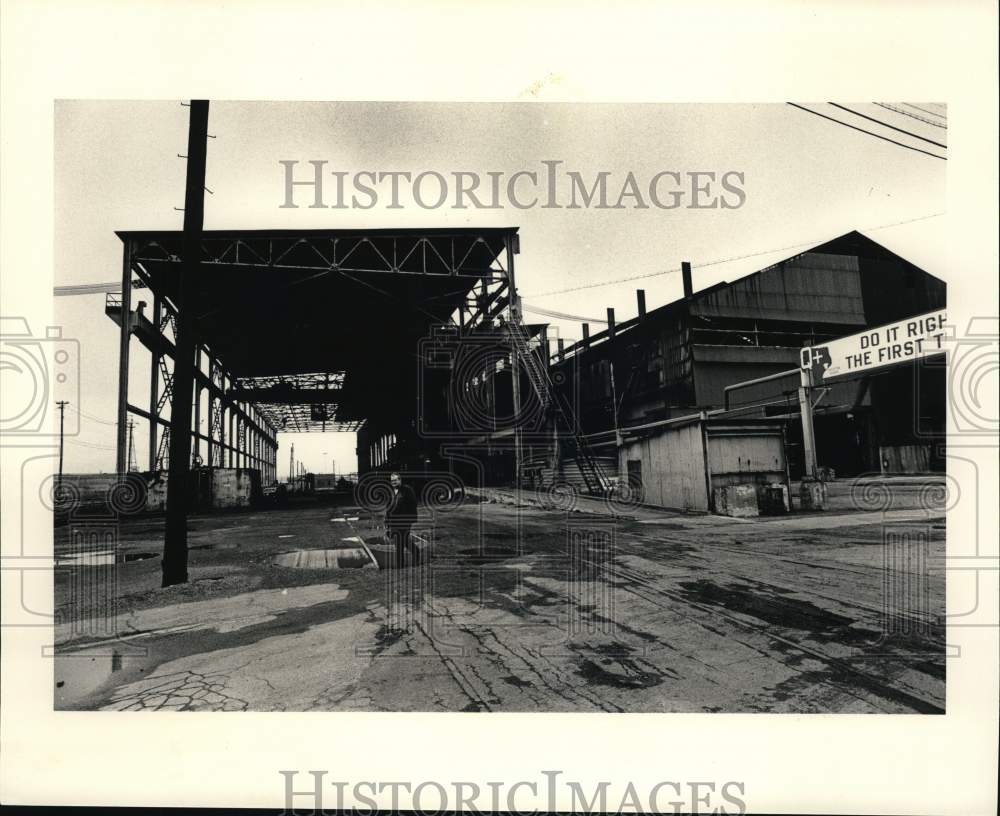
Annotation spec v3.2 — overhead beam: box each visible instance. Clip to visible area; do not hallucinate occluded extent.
[227,385,344,404]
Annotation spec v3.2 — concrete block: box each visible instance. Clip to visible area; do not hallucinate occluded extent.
[210,468,258,509]
[713,484,759,518]
[145,477,168,512]
[799,479,828,511]
[757,482,790,515]
[60,473,167,515]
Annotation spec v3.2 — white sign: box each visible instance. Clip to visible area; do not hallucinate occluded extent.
[800,309,947,382]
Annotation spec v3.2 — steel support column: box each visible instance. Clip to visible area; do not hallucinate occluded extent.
[115,242,132,475]
[238,414,247,467]
[218,390,226,468]
[206,360,215,468]
[148,295,161,472]
[192,347,202,464]
[505,233,522,487]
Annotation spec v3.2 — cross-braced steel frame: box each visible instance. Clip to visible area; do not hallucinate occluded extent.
[107,244,279,483]
[110,227,521,486]
[228,372,362,433]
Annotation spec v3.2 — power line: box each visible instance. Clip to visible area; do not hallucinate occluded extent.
[786,102,947,161]
[54,282,120,296]
[526,265,684,298]
[522,304,608,324]
[827,102,947,148]
[903,102,947,120]
[66,439,116,450]
[874,102,947,129]
[69,404,118,426]
[523,211,945,298]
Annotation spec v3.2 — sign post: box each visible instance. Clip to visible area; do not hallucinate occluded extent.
[797,365,818,481]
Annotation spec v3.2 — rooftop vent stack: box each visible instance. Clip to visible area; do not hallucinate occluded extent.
[636,289,646,317]
[681,262,694,299]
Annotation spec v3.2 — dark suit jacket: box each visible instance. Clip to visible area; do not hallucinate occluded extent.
[386,483,417,529]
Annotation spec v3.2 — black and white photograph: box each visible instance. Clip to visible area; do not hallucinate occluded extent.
[47,100,949,715]
[1,2,997,814]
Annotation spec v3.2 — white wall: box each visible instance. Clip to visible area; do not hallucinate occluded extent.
[620,422,709,511]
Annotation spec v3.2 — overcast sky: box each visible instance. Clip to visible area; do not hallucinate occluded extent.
[53,101,947,474]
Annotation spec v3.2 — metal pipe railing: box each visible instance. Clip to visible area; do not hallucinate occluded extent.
[723,368,798,409]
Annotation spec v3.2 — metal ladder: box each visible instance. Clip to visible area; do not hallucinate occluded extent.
[506,319,608,495]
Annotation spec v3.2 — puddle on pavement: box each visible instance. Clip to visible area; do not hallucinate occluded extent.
[56,550,160,566]
[123,552,158,562]
[272,547,373,569]
[575,657,664,689]
[190,541,241,550]
[54,647,147,708]
[678,579,854,632]
[56,550,115,567]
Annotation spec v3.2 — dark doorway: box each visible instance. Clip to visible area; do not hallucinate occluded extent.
[627,459,643,502]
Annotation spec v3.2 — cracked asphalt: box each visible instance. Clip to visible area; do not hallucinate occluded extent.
[53,482,946,713]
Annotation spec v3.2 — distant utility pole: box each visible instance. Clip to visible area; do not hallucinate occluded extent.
[163,99,209,589]
[56,401,68,497]
[126,419,137,473]
[289,442,294,483]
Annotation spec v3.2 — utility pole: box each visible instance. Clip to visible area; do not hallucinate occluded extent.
[289,442,294,484]
[56,401,68,499]
[163,99,209,588]
[126,420,137,473]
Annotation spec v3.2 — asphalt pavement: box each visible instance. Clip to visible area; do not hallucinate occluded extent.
[53,481,946,713]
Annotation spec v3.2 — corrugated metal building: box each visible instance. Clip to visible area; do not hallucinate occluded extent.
[551,231,946,479]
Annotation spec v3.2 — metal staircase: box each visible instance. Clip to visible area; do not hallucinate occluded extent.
[506,318,609,495]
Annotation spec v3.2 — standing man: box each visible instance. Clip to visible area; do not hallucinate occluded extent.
[386,471,419,565]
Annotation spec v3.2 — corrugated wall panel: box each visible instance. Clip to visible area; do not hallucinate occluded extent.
[692,252,864,324]
[621,423,708,511]
[707,431,784,476]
